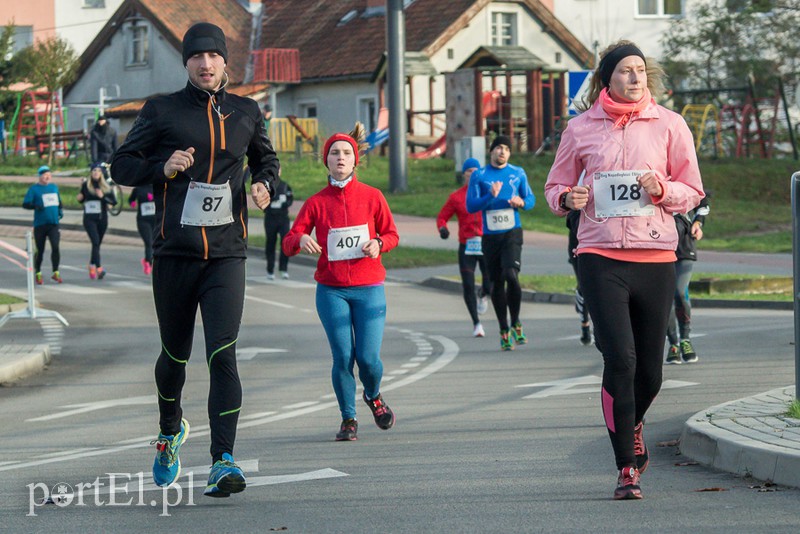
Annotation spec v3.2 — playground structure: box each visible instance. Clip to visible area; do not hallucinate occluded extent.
[675,82,797,159]
[8,90,87,159]
[443,51,566,159]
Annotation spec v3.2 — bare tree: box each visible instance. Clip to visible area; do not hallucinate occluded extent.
[661,0,800,99]
[12,36,79,165]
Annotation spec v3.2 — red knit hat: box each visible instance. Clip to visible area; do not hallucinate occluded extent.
[323,133,359,168]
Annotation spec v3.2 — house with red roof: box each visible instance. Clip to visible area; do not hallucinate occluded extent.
[64,0,592,154]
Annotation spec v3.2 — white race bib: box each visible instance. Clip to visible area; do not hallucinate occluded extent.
[485,208,515,231]
[42,193,59,208]
[465,236,482,255]
[140,201,156,217]
[84,200,102,215]
[593,170,655,218]
[327,224,369,261]
[180,181,234,227]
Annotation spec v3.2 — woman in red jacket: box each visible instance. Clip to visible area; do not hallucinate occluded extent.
[283,124,400,442]
[436,157,491,337]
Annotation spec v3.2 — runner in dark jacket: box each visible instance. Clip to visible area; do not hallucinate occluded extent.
[111,22,279,498]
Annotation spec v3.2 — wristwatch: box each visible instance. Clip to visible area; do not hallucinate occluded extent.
[375,237,383,251]
[559,191,569,210]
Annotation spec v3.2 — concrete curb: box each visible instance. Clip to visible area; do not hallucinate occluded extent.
[680,386,800,488]
[0,344,51,384]
[418,276,792,310]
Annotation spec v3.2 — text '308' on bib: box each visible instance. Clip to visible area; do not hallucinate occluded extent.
[485,208,515,232]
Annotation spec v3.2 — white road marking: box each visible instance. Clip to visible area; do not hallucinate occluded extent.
[5,330,459,473]
[27,395,153,422]
[237,346,289,361]
[516,375,698,399]
[245,295,297,309]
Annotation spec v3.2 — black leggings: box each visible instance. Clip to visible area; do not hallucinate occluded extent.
[136,217,155,263]
[152,256,245,462]
[458,244,491,325]
[483,228,523,331]
[578,254,674,470]
[264,215,290,273]
[33,224,60,273]
[83,217,107,267]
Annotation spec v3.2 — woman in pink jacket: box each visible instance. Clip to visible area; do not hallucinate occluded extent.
[545,41,704,500]
[283,124,400,442]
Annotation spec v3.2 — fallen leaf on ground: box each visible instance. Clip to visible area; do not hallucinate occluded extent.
[675,461,699,466]
[694,487,727,492]
[657,439,680,447]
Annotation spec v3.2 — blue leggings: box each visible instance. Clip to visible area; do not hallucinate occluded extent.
[316,284,386,420]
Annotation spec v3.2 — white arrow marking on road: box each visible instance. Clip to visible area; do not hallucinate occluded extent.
[516,375,698,399]
[26,395,154,422]
[237,347,289,361]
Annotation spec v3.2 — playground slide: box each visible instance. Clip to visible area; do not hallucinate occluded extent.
[408,134,446,159]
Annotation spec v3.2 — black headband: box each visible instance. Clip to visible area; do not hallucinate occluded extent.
[598,45,646,88]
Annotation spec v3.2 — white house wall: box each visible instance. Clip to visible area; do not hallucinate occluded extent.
[64,21,187,132]
[552,0,693,60]
[55,0,125,56]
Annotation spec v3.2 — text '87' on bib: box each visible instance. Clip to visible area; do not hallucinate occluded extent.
[180,181,234,227]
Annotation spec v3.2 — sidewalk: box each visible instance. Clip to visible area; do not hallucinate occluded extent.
[1,199,798,488]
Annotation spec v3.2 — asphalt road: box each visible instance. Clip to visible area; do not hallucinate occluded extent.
[0,239,798,533]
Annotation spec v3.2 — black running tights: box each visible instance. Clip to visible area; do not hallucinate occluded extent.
[152,256,245,462]
[578,254,674,470]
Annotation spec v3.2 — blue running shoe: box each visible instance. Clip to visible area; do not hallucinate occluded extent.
[151,418,189,487]
[204,452,246,498]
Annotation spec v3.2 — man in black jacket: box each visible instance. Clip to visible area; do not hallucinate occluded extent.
[111,22,279,498]
[89,115,117,164]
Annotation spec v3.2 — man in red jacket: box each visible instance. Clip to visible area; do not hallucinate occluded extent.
[436,158,492,337]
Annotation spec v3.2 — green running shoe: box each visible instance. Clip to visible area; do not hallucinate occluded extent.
[500,329,514,351]
[511,323,528,345]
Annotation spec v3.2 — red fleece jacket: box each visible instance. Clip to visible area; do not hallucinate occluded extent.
[283,176,399,287]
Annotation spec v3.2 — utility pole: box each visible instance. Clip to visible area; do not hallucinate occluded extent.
[387,0,407,192]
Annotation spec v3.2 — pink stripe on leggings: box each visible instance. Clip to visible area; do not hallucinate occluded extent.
[602,387,615,433]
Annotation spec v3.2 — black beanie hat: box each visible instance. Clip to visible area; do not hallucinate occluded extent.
[490,135,512,152]
[182,22,228,65]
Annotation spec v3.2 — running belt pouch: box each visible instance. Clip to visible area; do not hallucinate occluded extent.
[674,214,696,261]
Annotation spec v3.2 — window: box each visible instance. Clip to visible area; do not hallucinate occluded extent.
[637,0,682,16]
[10,26,33,56]
[490,12,517,46]
[358,97,377,132]
[126,20,149,66]
[298,102,317,118]
[83,0,106,7]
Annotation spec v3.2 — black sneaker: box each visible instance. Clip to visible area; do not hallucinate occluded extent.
[580,325,592,346]
[680,339,698,363]
[613,467,643,500]
[363,392,395,430]
[335,418,358,441]
[633,421,649,474]
[665,344,681,365]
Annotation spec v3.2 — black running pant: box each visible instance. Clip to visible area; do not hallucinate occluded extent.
[83,217,107,267]
[264,215,290,274]
[33,224,60,273]
[458,243,491,325]
[152,256,245,462]
[136,217,155,263]
[578,254,674,470]
[482,227,523,331]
